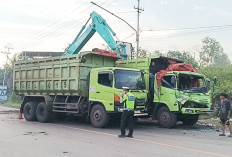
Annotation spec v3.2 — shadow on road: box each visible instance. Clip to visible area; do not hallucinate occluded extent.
[51,116,219,133]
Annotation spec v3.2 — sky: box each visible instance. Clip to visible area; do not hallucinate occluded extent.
[0,0,232,67]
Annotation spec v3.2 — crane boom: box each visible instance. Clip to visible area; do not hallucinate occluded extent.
[64,11,127,59]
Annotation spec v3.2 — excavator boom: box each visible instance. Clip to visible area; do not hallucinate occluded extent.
[64,12,127,59]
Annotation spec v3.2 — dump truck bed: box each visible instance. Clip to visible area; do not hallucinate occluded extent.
[13,51,118,97]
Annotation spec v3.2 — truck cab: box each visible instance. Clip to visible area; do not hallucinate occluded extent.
[86,67,147,127]
[116,55,212,128]
[154,71,211,127]
[89,67,147,113]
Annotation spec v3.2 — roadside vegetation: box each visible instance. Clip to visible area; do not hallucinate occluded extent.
[3,92,21,108]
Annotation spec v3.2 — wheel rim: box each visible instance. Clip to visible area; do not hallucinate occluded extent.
[26,106,32,116]
[38,106,45,117]
[94,110,102,122]
[160,112,170,124]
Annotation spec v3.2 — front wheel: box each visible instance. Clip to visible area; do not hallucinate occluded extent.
[157,106,177,128]
[182,115,199,125]
[90,104,109,128]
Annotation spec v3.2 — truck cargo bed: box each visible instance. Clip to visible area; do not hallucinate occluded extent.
[13,51,118,97]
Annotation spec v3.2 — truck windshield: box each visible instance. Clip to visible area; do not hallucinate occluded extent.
[178,74,209,93]
[115,70,145,90]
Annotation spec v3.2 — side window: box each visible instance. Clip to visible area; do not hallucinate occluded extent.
[162,76,176,89]
[98,72,113,87]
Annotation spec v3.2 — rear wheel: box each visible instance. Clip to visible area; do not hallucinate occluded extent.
[157,106,177,128]
[23,102,38,121]
[90,104,109,128]
[36,102,52,123]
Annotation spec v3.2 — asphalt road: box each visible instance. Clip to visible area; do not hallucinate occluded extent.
[0,105,231,157]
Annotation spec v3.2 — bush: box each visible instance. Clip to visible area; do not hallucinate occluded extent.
[8,92,21,104]
[199,65,232,97]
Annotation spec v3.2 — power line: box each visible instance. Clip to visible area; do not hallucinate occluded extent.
[14,2,88,48]
[15,0,112,51]
[114,11,136,14]
[122,33,136,41]
[140,27,232,42]
[141,24,232,32]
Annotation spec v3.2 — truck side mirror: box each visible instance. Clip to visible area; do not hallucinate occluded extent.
[108,73,113,81]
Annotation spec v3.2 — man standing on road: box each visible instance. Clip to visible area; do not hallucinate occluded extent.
[219,93,232,137]
[118,87,136,138]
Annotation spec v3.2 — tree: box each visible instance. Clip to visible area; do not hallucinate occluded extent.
[199,65,232,96]
[152,50,162,56]
[138,49,148,58]
[0,68,4,84]
[213,53,230,66]
[199,36,224,66]
[166,50,198,68]
[131,48,149,59]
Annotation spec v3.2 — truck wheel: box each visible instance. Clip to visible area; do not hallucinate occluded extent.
[182,115,199,125]
[157,106,177,128]
[24,102,38,121]
[90,104,109,128]
[36,102,52,123]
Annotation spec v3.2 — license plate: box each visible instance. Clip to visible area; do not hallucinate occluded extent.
[134,110,141,114]
[199,108,206,111]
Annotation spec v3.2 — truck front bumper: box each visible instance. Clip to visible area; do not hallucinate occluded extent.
[181,107,212,114]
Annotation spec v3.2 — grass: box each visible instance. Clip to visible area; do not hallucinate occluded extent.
[1,92,22,108]
[3,101,21,108]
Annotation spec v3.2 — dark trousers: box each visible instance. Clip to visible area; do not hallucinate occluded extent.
[20,104,24,113]
[120,110,134,136]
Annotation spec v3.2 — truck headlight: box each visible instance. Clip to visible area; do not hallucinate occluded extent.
[185,109,194,113]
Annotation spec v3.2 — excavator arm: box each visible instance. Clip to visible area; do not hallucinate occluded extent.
[64,11,127,59]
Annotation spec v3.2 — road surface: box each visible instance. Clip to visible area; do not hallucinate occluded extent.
[0,105,231,157]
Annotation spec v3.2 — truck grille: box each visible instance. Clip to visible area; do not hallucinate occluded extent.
[136,99,146,106]
[183,101,208,108]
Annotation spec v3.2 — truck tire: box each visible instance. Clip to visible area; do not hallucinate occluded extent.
[157,106,177,128]
[182,115,199,126]
[24,102,37,121]
[90,104,109,128]
[36,102,52,123]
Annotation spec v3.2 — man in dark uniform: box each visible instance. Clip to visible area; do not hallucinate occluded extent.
[219,93,232,137]
[118,87,136,138]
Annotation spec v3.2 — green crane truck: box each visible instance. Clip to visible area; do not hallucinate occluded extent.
[13,51,147,127]
[116,55,212,128]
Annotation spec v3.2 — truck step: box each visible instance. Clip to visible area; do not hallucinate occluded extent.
[134,113,148,117]
[52,110,79,114]
[53,106,78,109]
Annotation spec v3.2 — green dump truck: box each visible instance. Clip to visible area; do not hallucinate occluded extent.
[13,51,147,127]
[116,55,212,128]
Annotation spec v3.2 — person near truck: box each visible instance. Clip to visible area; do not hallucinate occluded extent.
[219,93,232,137]
[118,87,135,138]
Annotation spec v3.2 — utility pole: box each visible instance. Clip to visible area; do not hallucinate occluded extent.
[1,43,13,86]
[91,1,137,59]
[134,0,144,58]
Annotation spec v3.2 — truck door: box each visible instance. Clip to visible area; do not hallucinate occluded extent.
[157,75,178,111]
[92,71,114,112]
